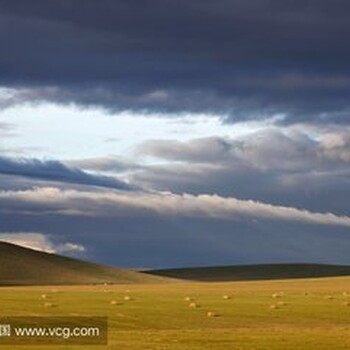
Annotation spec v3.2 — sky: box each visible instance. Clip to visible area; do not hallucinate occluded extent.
[0,0,350,268]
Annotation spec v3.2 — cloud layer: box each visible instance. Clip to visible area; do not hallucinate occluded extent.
[0,156,133,190]
[1,185,350,268]
[1,1,350,122]
[1,1,350,268]
[1,187,350,228]
[129,127,350,215]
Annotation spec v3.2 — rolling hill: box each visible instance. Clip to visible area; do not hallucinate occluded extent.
[0,241,167,286]
[2,241,350,285]
[146,263,350,282]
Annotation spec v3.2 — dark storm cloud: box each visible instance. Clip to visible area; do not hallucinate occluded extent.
[0,156,134,190]
[1,184,350,267]
[2,203,350,268]
[0,0,350,123]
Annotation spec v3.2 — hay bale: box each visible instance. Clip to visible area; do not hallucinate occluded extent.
[207,311,218,317]
[43,302,55,308]
[272,292,284,298]
[189,302,198,308]
[124,295,132,301]
[223,295,230,300]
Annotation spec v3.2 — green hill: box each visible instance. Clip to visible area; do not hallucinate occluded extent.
[3,241,350,285]
[0,242,166,286]
[146,263,350,282]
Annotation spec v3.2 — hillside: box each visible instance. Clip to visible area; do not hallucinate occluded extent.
[146,263,350,282]
[0,242,167,286]
[3,241,350,285]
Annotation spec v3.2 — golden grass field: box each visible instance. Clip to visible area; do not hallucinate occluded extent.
[1,276,350,349]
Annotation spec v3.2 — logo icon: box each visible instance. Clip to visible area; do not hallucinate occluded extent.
[0,325,11,337]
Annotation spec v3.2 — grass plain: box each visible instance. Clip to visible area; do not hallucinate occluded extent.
[1,276,350,350]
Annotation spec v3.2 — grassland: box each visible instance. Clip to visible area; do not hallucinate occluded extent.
[1,243,349,349]
[1,276,350,349]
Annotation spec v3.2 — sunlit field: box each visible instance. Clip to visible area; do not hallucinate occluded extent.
[1,276,350,349]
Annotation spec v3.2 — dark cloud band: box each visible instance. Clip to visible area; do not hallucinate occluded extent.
[0,156,133,190]
[0,1,350,123]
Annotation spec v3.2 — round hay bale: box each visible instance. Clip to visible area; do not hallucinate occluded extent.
[43,302,55,308]
[272,292,283,298]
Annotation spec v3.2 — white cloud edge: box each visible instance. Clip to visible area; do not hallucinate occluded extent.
[0,232,85,254]
[1,187,350,227]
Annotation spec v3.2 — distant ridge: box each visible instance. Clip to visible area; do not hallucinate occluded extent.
[146,263,350,282]
[0,241,167,286]
[3,241,350,285]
